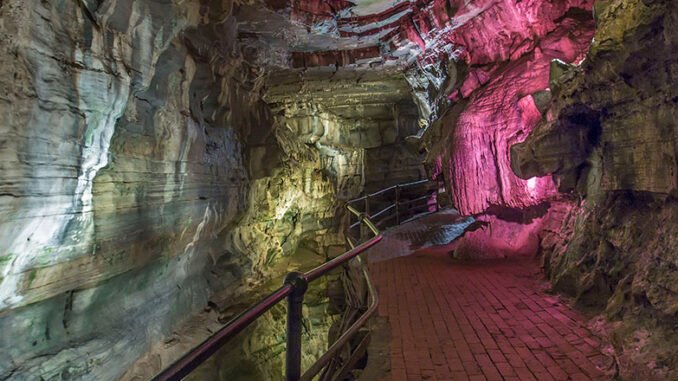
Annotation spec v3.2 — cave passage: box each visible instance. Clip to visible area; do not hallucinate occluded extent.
[365,212,609,381]
[1,0,677,380]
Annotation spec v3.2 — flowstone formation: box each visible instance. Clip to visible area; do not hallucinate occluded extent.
[512,0,678,378]
[415,0,596,259]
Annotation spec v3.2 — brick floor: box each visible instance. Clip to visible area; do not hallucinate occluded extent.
[368,248,611,381]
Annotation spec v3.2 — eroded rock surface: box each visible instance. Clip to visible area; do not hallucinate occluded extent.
[0,1,346,379]
[0,1,430,379]
[1,1,254,378]
[1,0,675,379]
[422,0,596,215]
[512,0,678,378]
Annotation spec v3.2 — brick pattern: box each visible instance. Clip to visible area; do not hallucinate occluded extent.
[369,251,610,381]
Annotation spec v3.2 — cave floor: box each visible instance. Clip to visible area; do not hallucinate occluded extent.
[364,215,611,381]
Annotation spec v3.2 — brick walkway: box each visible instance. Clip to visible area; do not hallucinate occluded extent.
[368,247,610,381]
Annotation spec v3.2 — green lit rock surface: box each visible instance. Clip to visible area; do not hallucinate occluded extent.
[0,2,427,379]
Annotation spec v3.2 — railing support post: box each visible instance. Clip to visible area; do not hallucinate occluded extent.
[284,272,308,381]
[395,185,401,225]
[362,197,371,240]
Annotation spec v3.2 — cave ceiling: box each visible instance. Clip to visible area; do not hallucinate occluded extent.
[236,0,593,125]
[237,0,459,69]
[236,0,467,129]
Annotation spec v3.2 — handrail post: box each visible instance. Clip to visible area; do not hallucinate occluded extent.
[284,272,308,381]
[362,197,370,240]
[395,185,401,225]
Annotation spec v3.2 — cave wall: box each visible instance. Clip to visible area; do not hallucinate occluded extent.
[0,1,345,379]
[265,67,427,198]
[511,0,678,378]
[410,0,596,260]
[424,0,596,216]
[0,2,428,378]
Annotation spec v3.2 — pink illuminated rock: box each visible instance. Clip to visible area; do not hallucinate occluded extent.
[452,215,541,259]
[434,12,595,215]
[451,201,575,259]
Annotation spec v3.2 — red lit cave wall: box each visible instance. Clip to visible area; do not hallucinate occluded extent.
[424,0,596,257]
[262,0,597,258]
[510,2,678,377]
[434,0,595,214]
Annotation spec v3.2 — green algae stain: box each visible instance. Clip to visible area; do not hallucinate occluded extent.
[264,248,277,267]
[33,247,57,266]
[27,269,38,287]
[0,253,13,265]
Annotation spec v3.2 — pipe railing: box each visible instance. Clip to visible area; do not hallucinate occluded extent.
[151,216,381,381]
[151,178,442,381]
[346,179,440,242]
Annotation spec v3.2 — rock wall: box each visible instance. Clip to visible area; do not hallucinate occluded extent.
[406,0,596,260]
[423,0,596,216]
[512,0,678,378]
[0,1,346,379]
[265,67,427,197]
[0,2,430,379]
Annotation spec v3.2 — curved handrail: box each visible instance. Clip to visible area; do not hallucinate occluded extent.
[346,179,439,239]
[152,285,294,381]
[151,206,383,381]
[346,179,430,204]
[151,178,442,381]
[301,256,376,381]
[314,179,442,380]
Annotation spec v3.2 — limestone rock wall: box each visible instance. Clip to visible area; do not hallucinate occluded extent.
[265,67,427,198]
[512,0,678,378]
[0,1,337,379]
[422,0,596,216]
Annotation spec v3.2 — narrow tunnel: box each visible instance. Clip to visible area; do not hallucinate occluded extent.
[0,0,676,380]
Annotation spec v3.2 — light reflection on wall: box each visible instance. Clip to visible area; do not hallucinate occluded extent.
[527,177,537,192]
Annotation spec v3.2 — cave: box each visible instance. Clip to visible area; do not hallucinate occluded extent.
[0,0,676,380]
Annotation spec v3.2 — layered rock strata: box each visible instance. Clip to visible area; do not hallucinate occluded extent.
[264,67,427,196]
[0,1,347,379]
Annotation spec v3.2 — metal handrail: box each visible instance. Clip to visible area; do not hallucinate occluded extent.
[151,210,382,381]
[301,257,377,380]
[151,178,441,381]
[347,179,430,204]
[346,179,439,239]
[321,179,441,379]
[151,285,294,381]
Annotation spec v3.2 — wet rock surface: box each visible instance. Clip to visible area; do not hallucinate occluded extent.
[0,1,430,379]
[0,1,265,379]
[0,1,352,379]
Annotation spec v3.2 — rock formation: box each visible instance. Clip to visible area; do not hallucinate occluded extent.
[1,0,676,379]
[0,1,277,379]
[512,0,678,378]
[0,1,427,379]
